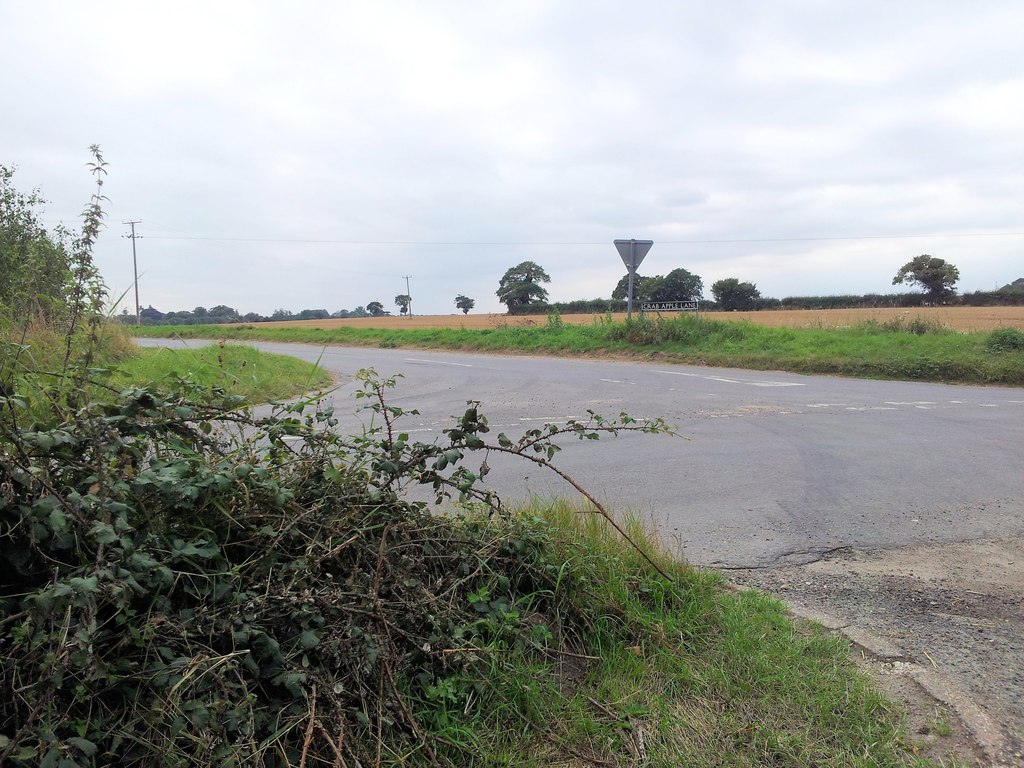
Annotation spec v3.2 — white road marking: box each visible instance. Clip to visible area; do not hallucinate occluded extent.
[600,378,635,384]
[807,403,848,408]
[846,406,898,411]
[885,401,936,406]
[979,404,999,408]
[519,417,571,423]
[403,358,472,367]
[653,370,804,388]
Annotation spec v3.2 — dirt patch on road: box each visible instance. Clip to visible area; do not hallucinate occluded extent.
[727,537,1024,767]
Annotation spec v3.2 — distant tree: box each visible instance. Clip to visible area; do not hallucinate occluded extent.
[496,261,550,313]
[637,276,663,302]
[892,255,960,300]
[164,310,194,325]
[711,278,761,310]
[208,304,240,322]
[650,268,703,302]
[612,274,650,301]
[614,269,702,303]
[270,308,294,321]
[350,306,369,318]
[140,305,165,322]
[366,301,386,317]
[455,294,475,314]
[241,312,263,322]
[394,294,411,316]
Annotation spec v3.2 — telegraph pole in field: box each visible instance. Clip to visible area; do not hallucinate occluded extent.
[403,275,412,317]
[123,220,142,325]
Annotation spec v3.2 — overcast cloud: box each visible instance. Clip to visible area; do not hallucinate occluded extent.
[3,1,1022,316]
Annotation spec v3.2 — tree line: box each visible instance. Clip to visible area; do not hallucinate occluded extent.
[123,294,479,326]
[494,258,1023,315]
[123,255,1022,325]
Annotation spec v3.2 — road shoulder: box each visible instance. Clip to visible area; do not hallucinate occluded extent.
[725,536,1024,767]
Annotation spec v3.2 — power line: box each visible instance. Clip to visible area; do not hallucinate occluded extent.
[140,231,1024,245]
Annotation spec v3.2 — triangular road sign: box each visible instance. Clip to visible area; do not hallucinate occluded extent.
[614,239,653,272]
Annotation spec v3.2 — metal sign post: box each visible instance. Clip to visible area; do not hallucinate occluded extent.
[613,239,653,320]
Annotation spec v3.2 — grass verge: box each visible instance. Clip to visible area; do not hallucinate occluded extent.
[132,314,1024,386]
[112,343,332,402]
[2,319,331,413]
[430,501,968,766]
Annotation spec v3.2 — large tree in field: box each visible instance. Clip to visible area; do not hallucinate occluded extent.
[394,294,411,316]
[614,269,703,303]
[496,261,550,313]
[649,268,703,302]
[612,274,650,301]
[892,255,960,300]
[455,294,475,314]
[711,278,761,310]
[366,301,386,317]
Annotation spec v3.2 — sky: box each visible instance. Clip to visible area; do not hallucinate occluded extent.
[3,1,1022,316]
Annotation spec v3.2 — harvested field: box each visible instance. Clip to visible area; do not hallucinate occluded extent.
[243,306,1024,332]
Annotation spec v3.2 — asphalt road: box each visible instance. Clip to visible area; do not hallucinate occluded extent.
[137,340,1024,569]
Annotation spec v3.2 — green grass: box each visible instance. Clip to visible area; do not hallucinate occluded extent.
[2,320,332,421]
[418,501,968,766]
[111,343,332,402]
[133,315,1024,385]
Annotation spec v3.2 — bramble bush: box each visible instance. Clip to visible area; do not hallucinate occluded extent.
[0,367,674,767]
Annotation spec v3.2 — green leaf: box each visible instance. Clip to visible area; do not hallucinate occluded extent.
[70,576,99,593]
[297,630,320,650]
[48,507,68,533]
[90,522,119,544]
[66,737,98,757]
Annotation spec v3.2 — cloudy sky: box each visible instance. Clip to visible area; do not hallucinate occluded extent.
[3,1,1022,316]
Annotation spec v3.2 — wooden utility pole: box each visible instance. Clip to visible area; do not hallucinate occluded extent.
[123,220,142,325]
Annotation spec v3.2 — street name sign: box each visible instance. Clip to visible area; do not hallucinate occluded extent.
[640,300,700,313]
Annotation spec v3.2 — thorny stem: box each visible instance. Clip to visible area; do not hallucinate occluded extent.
[485,444,673,581]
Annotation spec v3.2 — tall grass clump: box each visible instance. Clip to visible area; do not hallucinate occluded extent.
[986,326,1024,352]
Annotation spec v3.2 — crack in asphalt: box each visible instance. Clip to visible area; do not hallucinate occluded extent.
[712,545,853,570]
